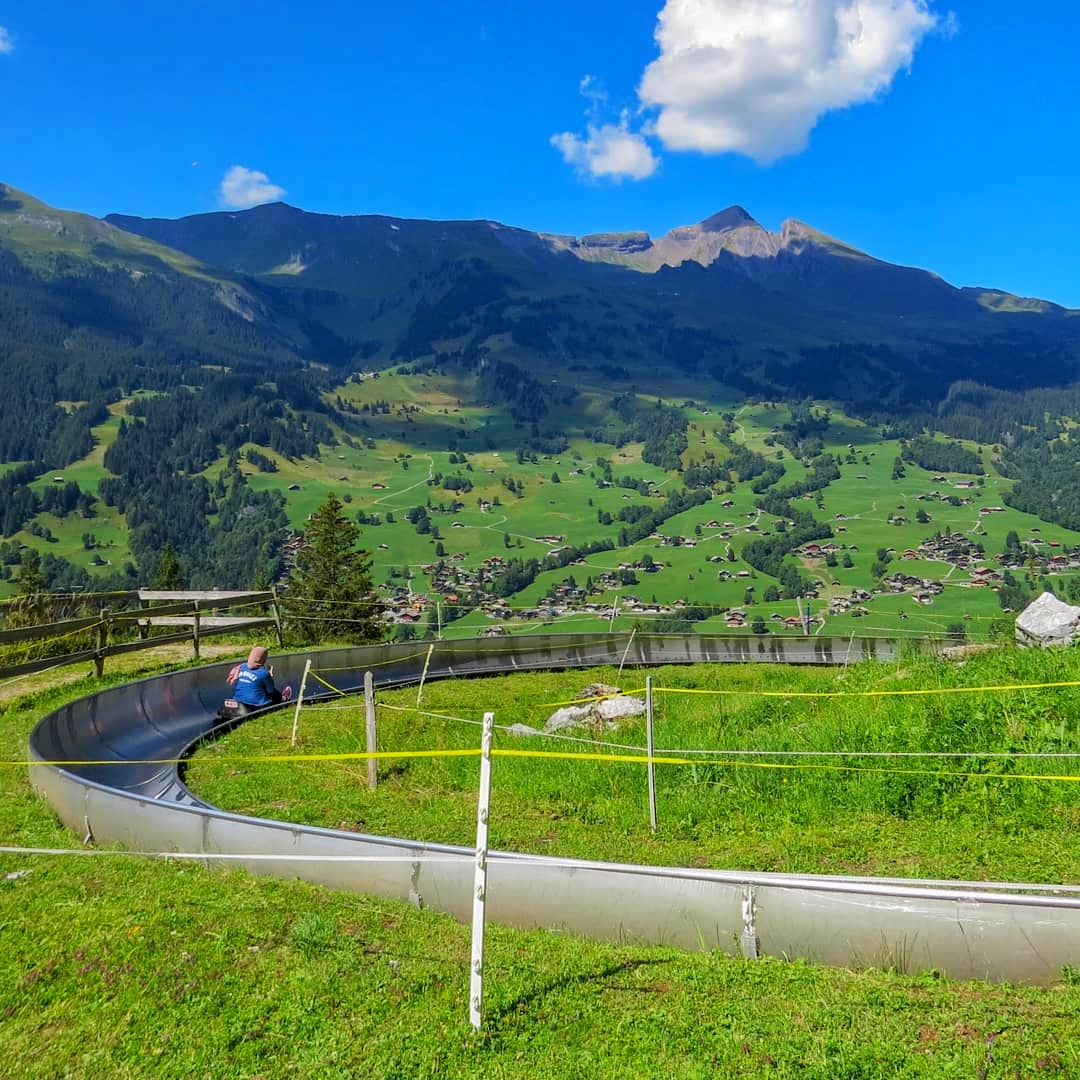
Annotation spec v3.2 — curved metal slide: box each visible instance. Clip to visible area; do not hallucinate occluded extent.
[28,633,1080,985]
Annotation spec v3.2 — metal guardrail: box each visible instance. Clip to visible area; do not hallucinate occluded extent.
[27,633,1080,985]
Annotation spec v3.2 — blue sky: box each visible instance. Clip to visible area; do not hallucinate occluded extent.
[2,1,1078,305]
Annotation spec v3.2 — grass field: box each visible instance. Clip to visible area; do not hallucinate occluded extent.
[6,646,1080,1076]
[188,643,1080,884]
[6,385,1079,647]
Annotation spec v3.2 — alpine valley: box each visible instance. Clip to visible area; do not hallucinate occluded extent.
[2,180,1078,639]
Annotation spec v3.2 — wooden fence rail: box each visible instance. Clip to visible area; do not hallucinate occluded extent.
[0,590,282,681]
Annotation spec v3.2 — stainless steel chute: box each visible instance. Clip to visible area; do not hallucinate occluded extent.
[28,633,1080,984]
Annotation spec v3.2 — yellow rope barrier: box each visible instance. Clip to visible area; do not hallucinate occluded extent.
[652,679,1080,699]
[14,746,1080,784]
[307,670,347,696]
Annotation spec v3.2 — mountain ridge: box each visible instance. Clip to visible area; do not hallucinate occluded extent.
[3,179,1079,429]
[104,197,1075,320]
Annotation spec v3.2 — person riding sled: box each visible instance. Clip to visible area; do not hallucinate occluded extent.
[219,645,292,721]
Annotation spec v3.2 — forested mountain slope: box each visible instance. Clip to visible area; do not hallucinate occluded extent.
[2,181,1079,611]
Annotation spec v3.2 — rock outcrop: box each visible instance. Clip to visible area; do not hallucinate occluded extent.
[1015,592,1080,647]
[541,683,646,735]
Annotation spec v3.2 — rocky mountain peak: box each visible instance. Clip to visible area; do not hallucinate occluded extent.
[697,206,758,232]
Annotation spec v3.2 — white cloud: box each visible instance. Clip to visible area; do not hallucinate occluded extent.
[551,77,659,181]
[0,27,14,54]
[551,120,659,182]
[218,165,286,209]
[638,0,946,163]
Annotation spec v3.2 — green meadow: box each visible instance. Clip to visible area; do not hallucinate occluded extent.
[6,379,1079,646]
[189,643,1080,885]
[6,647,1080,1075]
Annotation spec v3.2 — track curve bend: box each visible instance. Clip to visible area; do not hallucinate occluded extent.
[28,633,1080,985]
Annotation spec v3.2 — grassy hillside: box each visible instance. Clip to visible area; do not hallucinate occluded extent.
[6,381,1079,643]
[5,649,1080,1076]
[4,183,1080,613]
[189,645,1080,884]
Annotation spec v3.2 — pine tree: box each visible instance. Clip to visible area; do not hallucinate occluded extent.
[153,543,185,589]
[284,493,382,644]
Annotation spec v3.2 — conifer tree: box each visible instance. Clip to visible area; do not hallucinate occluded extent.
[153,544,185,589]
[284,492,382,644]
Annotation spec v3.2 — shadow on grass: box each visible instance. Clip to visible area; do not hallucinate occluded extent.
[488,957,669,1021]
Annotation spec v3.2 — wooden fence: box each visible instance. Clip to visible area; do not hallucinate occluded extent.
[0,590,281,680]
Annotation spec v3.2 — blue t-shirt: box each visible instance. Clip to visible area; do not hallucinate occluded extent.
[233,663,276,706]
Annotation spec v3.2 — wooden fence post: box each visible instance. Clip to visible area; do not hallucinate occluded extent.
[270,587,285,648]
[365,670,377,792]
[94,607,111,678]
[192,601,201,661]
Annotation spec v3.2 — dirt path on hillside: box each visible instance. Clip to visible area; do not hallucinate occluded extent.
[372,455,434,506]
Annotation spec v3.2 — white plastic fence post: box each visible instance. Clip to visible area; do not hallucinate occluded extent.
[646,675,658,832]
[364,670,377,792]
[617,627,637,681]
[469,710,495,1032]
[289,658,312,748]
[417,643,435,706]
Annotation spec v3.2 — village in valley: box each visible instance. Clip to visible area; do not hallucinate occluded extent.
[276,389,1080,642]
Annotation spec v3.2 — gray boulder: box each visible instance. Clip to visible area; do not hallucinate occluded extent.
[506,723,541,737]
[543,704,596,734]
[597,696,647,721]
[543,694,646,734]
[1015,591,1080,648]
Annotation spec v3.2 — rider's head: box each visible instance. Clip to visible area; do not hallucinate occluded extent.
[247,645,269,668]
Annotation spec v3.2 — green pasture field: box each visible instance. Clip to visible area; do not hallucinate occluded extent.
[4,383,1079,642]
[189,644,1080,885]
[11,401,134,579]
[6,648,1080,1075]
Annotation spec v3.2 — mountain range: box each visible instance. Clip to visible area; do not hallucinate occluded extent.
[3,179,1080,461]
[3,180,1080,594]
